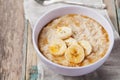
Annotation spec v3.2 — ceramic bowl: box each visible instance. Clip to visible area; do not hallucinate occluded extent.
[33,5,114,76]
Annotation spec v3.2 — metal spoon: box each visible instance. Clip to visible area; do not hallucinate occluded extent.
[35,0,106,9]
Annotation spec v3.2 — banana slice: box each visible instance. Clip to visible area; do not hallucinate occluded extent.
[78,40,92,56]
[46,29,58,41]
[65,38,78,46]
[48,39,67,56]
[65,44,85,63]
[56,27,72,39]
[81,60,90,66]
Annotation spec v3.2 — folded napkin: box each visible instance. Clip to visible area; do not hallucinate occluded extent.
[24,0,120,80]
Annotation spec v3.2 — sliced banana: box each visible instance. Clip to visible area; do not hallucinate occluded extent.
[48,39,67,56]
[56,26,72,39]
[65,44,85,63]
[46,28,58,42]
[65,38,78,46]
[78,40,92,56]
[81,60,90,66]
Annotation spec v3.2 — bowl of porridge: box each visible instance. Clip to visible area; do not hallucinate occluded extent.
[33,5,114,76]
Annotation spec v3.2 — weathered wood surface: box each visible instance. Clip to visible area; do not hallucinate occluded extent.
[0,0,120,80]
[115,0,120,35]
[25,22,38,80]
[104,0,119,33]
[0,0,26,80]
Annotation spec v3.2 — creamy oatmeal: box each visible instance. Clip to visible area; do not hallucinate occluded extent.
[38,14,109,67]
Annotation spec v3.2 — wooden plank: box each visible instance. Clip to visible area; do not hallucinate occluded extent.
[0,0,26,80]
[104,0,119,32]
[115,0,120,35]
[26,22,38,80]
[21,20,28,80]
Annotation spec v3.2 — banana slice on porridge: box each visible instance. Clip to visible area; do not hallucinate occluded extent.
[65,38,78,46]
[78,40,92,56]
[48,39,67,56]
[65,43,85,63]
[56,26,72,39]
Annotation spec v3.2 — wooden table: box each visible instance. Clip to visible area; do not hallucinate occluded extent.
[0,0,120,80]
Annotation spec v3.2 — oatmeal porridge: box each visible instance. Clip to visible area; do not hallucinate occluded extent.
[38,14,109,67]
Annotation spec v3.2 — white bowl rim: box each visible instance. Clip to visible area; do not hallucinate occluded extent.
[33,5,114,69]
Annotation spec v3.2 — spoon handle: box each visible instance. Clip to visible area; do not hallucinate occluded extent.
[43,0,106,9]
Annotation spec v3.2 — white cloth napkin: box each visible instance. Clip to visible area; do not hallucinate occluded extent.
[24,0,104,27]
[24,0,120,80]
